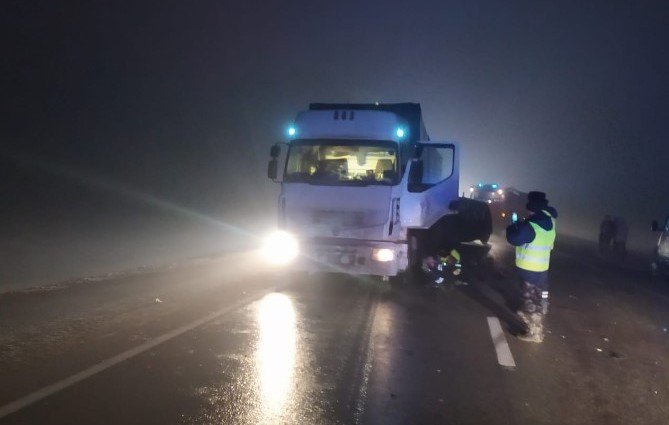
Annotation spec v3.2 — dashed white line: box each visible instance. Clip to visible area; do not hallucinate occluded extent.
[487,316,516,369]
[0,292,264,420]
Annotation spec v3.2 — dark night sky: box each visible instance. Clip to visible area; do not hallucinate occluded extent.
[1,0,668,285]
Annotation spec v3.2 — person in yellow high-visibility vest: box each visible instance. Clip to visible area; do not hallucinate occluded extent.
[506,191,557,343]
[422,249,462,286]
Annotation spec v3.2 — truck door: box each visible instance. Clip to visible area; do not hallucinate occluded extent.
[400,142,459,229]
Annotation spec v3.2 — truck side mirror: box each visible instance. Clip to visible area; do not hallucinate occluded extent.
[652,220,659,232]
[267,159,278,180]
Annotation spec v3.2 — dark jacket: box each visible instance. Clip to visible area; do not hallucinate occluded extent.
[506,206,557,246]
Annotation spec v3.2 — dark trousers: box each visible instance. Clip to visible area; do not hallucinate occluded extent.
[613,241,627,260]
[520,281,547,315]
[598,234,612,253]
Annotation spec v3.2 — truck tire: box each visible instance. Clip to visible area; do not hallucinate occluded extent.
[450,197,492,244]
[479,206,492,243]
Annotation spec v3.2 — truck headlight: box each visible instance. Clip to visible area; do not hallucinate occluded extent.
[372,248,394,262]
[262,231,299,265]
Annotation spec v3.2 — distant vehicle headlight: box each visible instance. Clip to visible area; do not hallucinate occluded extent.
[372,248,394,262]
[497,189,503,195]
[262,231,299,265]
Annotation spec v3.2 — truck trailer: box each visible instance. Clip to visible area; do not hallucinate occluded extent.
[265,103,490,278]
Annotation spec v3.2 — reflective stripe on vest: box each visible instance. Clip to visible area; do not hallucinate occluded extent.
[515,211,556,272]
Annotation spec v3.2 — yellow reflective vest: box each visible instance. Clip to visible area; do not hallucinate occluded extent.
[515,211,556,272]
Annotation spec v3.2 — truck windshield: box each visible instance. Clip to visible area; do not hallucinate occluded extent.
[284,140,399,186]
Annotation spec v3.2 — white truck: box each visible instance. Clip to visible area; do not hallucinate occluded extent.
[265,103,490,278]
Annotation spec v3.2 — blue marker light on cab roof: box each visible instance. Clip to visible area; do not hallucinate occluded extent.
[478,183,483,187]
[492,184,498,189]
[396,127,405,138]
[287,126,296,137]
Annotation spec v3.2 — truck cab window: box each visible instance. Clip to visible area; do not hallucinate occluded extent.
[421,146,454,184]
[285,141,398,185]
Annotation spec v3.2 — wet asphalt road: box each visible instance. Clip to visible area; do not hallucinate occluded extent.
[1,237,668,424]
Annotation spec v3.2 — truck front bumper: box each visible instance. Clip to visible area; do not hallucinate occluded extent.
[293,238,408,277]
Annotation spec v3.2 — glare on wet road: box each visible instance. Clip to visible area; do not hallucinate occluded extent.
[255,293,297,421]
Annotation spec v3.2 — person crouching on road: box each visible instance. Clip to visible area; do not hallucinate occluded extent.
[422,249,463,287]
[506,191,557,343]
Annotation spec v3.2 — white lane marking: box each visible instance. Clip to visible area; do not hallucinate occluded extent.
[0,292,264,420]
[487,316,516,369]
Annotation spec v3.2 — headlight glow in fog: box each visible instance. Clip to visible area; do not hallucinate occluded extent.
[262,231,299,265]
[372,248,394,262]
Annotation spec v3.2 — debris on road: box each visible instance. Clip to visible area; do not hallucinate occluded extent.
[608,350,624,359]
[595,347,603,352]
[155,298,163,303]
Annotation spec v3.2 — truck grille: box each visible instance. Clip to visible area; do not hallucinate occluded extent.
[312,210,365,227]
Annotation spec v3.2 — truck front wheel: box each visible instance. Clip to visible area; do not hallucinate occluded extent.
[451,198,492,244]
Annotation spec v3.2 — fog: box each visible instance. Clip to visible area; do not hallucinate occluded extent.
[1,1,667,289]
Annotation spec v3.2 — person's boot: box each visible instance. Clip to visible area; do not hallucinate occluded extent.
[517,311,530,334]
[518,313,544,343]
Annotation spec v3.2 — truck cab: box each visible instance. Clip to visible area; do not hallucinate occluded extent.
[469,183,504,204]
[266,103,486,278]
